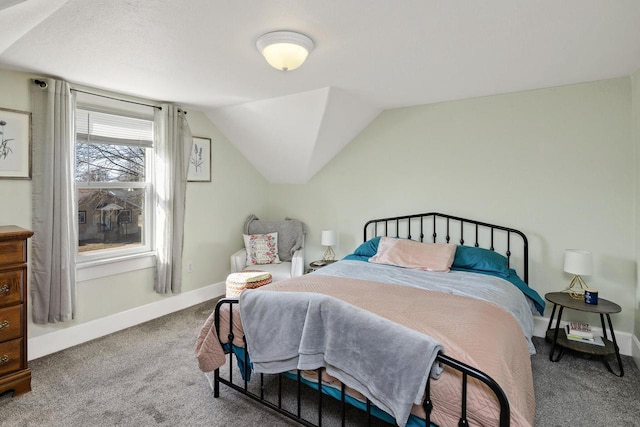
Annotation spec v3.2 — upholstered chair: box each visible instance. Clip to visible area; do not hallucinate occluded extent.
[230,216,305,282]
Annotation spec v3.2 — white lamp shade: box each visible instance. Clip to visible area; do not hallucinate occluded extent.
[321,230,337,246]
[256,31,314,71]
[563,249,593,276]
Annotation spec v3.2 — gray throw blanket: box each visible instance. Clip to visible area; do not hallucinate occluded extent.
[239,290,444,427]
[244,215,305,262]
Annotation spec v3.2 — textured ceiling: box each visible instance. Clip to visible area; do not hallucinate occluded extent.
[1,0,640,183]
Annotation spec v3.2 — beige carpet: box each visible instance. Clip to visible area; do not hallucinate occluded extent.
[1,299,639,426]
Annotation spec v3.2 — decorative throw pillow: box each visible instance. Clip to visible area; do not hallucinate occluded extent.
[451,245,509,277]
[353,236,381,257]
[369,237,456,272]
[243,232,281,266]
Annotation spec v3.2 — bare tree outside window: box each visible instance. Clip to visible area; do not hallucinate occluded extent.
[75,108,153,256]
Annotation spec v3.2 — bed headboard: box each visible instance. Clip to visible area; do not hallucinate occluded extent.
[363,212,529,283]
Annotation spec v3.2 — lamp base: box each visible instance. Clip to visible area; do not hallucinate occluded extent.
[565,275,589,299]
[322,246,335,262]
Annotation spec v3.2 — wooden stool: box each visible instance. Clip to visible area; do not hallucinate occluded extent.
[225,270,272,298]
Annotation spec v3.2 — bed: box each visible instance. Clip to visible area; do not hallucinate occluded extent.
[196,212,544,427]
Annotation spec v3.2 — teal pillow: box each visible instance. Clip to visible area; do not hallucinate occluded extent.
[353,236,381,257]
[452,245,509,277]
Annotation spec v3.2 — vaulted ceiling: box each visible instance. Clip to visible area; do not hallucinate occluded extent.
[1,0,640,183]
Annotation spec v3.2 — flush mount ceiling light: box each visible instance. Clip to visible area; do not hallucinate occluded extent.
[256,31,314,71]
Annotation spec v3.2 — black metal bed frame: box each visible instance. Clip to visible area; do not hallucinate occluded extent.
[364,212,528,284]
[213,212,528,427]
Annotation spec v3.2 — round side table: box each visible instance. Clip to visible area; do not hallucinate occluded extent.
[307,259,337,273]
[545,291,623,377]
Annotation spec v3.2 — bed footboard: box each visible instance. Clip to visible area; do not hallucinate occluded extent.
[212,298,510,427]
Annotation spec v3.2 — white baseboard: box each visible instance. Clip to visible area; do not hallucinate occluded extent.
[632,334,640,369]
[533,315,633,356]
[28,281,226,361]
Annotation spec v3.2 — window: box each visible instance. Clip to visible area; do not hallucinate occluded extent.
[75,105,155,261]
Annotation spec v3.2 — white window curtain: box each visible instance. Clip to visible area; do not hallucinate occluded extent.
[30,78,77,323]
[154,104,192,293]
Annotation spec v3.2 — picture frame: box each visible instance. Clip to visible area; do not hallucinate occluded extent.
[188,136,211,182]
[78,211,86,224]
[0,107,32,179]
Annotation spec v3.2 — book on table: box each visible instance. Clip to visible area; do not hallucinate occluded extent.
[565,326,605,346]
[567,321,593,339]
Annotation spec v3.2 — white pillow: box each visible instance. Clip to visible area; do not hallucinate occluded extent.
[243,232,281,266]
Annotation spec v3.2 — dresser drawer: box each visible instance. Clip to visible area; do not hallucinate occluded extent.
[0,338,22,376]
[0,305,22,342]
[0,269,23,308]
[0,240,25,265]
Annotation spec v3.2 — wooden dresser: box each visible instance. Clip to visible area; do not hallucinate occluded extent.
[0,226,33,397]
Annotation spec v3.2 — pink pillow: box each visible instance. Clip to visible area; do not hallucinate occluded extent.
[369,237,456,272]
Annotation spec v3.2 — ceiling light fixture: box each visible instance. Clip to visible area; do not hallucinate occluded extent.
[256,31,314,72]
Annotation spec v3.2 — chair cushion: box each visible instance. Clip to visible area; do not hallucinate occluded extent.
[244,262,292,283]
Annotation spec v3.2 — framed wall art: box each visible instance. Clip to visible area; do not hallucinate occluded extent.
[188,136,211,182]
[0,107,32,179]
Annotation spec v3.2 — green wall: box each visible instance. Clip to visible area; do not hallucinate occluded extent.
[271,77,637,333]
[0,68,270,339]
[2,65,638,347]
[633,69,640,342]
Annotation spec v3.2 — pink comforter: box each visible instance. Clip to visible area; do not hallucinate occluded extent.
[195,274,535,427]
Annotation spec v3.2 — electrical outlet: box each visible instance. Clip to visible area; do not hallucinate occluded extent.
[187,261,193,273]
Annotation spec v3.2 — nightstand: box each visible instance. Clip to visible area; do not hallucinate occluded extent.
[307,260,337,273]
[545,291,623,377]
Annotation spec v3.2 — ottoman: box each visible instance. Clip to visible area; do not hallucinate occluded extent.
[225,270,272,298]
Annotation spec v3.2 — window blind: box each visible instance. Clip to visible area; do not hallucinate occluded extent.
[76,108,154,147]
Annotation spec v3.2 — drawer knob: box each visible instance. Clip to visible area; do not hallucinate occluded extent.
[0,284,9,295]
[0,320,9,330]
[0,355,8,365]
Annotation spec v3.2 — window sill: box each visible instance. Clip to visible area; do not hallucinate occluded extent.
[76,252,156,282]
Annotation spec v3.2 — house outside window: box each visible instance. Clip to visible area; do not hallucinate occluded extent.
[75,105,155,262]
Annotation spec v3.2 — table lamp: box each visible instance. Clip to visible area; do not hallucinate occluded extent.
[321,230,337,262]
[563,249,592,299]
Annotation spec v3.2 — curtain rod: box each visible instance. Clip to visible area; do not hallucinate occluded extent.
[70,88,162,111]
[33,80,188,114]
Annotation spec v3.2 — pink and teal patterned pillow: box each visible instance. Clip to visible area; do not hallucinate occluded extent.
[243,232,281,266]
